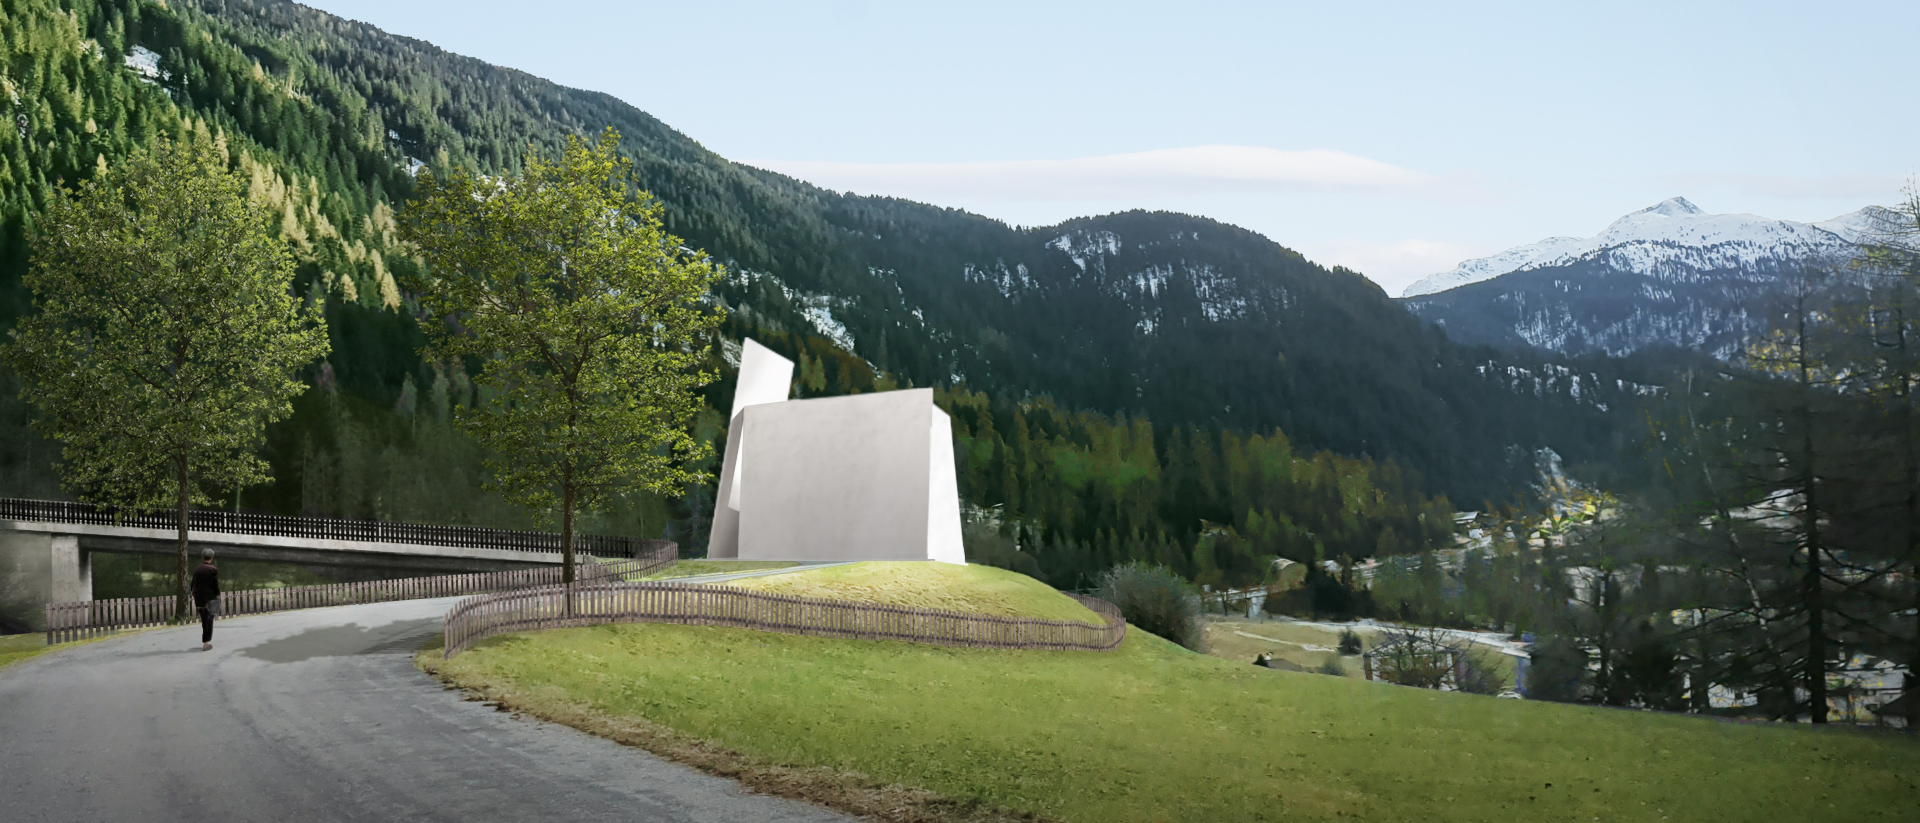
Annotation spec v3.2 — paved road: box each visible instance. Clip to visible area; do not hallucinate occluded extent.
[0,595,853,823]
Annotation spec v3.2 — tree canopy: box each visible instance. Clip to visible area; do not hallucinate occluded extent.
[400,129,721,585]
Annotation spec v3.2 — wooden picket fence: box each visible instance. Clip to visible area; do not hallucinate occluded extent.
[44,544,677,644]
[442,581,1127,658]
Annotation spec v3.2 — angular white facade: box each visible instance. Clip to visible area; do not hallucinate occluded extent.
[708,339,965,564]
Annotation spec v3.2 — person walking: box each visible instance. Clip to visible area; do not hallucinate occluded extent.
[191,548,221,651]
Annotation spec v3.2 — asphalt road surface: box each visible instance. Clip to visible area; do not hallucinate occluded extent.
[0,595,853,823]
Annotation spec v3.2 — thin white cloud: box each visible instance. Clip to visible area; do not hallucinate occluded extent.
[751,145,1432,202]
[1665,172,1908,201]
[1301,238,1493,296]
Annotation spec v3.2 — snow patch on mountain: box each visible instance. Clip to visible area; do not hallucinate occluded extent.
[963,261,1034,298]
[1048,230,1121,272]
[725,269,858,352]
[1400,197,1878,298]
[801,305,856,351]
[124,45,165,83]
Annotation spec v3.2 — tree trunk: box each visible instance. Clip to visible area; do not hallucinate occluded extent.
[1804,493,1827,724]
[1595,572,1621,706]
[1895,304,1920,730]
[561,478,576,617]
[1798,310,1829,724]
[175,455,191,622]
[1907,560,1920,730]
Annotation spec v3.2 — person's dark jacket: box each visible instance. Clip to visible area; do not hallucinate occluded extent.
[191,562,220,607]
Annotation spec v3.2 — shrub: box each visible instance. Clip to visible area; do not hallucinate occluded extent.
[962,519,1045,582]
[1369,627,1458,690]
[1524,635,1590,703]
[1456,652,1504,695]
[1095,562,1203,651]
[1337,628,1363,656]
[1317,657,1347,677]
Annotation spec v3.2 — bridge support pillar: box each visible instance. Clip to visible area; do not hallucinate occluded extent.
[0,532,90,633]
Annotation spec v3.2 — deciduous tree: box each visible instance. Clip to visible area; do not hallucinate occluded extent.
[400,130,721,598]
[2,134,329,619]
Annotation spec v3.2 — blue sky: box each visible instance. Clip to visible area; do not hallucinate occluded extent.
[305,0,1917,294]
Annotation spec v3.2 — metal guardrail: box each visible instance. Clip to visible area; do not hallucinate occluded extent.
[442,583,1126,657]
[0,497,651,558]
[44,543,679,644]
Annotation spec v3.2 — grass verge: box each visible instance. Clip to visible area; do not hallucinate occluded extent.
[0,627,160,673]
[0,632,50,671]
[728,562,1102,623]
[424,620,1920,823]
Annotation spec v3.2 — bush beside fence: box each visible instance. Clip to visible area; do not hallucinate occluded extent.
[0,497,652,557]
[44,545,677,644]
[442,582,1127,657]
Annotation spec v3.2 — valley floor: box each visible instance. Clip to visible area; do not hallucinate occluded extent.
[1200,615,1523,687]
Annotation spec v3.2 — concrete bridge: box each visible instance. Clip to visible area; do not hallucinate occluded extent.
[0,498,655,631]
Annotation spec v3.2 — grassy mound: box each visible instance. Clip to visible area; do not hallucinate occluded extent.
[633,560,799,581]
[428,621,1920,823]
[727,561,1103,624]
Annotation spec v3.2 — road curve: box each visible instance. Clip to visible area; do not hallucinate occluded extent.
[0,595,852,823]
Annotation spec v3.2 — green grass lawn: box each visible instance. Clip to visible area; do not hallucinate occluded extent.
[727,561,1103,623]
[435,625,1920,817]
[433,621,1919,822]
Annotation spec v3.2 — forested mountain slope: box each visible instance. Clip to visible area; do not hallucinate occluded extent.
[0,0,1663,586]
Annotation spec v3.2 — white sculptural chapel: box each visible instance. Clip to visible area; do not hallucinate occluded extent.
[706,338,967,564]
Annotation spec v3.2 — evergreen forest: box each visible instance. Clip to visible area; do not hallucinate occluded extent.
[2,0,1658,592]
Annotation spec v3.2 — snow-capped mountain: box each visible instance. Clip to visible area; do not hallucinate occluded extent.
[1398,198,1888,358]
[1402,197,1877,298]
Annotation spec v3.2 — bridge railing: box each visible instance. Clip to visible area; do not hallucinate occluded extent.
[0,497,649,558]
[441,582,1126,658]
[44,543,678,644]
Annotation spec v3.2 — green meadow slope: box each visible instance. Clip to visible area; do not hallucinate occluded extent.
[728,562,1104,624]
[426,566,1920,823]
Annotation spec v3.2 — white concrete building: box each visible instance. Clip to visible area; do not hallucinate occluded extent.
[707,339,965,564]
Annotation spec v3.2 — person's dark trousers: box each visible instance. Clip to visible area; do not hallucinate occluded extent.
[199,605,214,643]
